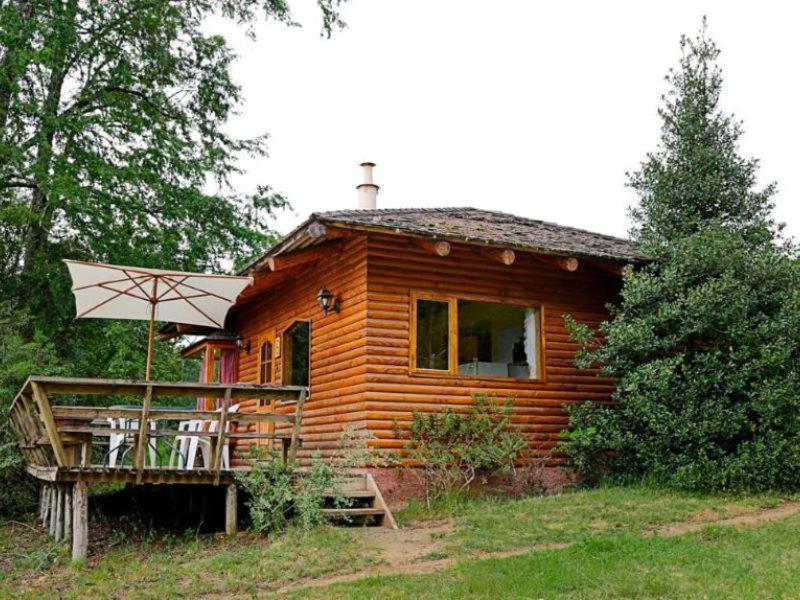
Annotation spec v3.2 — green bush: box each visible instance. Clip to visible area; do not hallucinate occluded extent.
[400,396,526,505]
[235,451,344,534]
[562,225,800,492]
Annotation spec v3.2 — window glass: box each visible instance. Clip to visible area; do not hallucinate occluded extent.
[416,299,450,370]
[457,300,540,379]
[259,341,273,384]
[284,321,310,387]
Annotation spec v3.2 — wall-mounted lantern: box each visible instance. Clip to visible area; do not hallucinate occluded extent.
[316,288,340,315]
[235,335,251,354]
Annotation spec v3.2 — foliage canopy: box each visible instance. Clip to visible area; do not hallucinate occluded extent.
[562,21,800,492]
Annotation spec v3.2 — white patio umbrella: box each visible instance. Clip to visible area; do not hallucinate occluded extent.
[64,259,253,380]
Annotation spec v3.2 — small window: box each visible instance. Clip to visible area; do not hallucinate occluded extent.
[457,300,540,379]
[283,321,310,387]
[415,299,450,371]
[259,341,273,384]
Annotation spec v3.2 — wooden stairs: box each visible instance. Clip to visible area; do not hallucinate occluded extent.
[322,472,397,529]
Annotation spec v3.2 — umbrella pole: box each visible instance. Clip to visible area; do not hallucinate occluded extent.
[145,301,156,381]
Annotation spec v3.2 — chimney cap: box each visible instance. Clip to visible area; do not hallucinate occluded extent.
[360,161,376,167]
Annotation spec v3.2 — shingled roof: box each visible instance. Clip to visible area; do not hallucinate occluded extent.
[240,207,645,275]
[317,207,643,261]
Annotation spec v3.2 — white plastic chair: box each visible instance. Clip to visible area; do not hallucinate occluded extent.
[169,419,199,469]
[197,404,240,470]
[106,418,156,467]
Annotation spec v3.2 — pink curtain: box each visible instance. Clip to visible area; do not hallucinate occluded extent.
[216,348,238,409]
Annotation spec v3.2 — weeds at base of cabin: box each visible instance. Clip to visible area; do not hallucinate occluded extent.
[396,395,527,507]
[236,450,347,535]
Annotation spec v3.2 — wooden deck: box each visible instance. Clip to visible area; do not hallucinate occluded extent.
[8,376,308,561]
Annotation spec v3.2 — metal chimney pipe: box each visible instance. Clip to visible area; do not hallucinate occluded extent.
[356,162,379,210]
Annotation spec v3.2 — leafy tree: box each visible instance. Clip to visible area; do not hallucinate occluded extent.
[562,21,800,492]
[0,0,347,516]
[629,17,777,249]
[1,1,344,324]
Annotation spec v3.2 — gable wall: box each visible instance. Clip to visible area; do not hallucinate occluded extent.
[232,234,369,461]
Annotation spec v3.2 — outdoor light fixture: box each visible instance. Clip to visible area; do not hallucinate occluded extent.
[236,336,251,354]
[316,288,340,315]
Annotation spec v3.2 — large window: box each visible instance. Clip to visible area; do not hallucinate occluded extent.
[412,294,542,380]
[283,321,310,387]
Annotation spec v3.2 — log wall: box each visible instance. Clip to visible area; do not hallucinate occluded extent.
[233,235,369,461]
[232,230,621,463]
[364,233,621,460]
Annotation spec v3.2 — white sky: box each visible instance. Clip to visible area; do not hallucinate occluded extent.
[208,0,800,241]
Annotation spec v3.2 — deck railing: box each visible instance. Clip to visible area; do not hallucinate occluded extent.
[8,376,307,486]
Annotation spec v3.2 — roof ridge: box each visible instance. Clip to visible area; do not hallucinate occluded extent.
[318,206,634,244]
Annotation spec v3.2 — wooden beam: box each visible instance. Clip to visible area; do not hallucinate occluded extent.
[72,481,88,563]
[134,385,153,484]
[30,377,305,401]
[287,388,307,465]
[225,484,238,536]
[532,254,579,272]
[266,242,340,272]
[412,238,451,257]
[483,248,515,265]
[587,259,625,277]
[30,383,68,467]
[213,387,232,485]
[52,406,292,424]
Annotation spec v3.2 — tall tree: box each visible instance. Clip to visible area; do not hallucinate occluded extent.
[629,18,776,249]
[563,22,800,492]
[0,0,345,324]
[0,0,347,517]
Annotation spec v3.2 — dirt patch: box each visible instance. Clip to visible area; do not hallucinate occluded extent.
[652,501,800,537]
[276,500,800,597]
[362,521,454,565]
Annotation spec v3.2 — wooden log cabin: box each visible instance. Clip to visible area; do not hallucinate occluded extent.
[161,165,644,494]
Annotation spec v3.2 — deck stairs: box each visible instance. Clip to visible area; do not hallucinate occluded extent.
[322,472,397,529]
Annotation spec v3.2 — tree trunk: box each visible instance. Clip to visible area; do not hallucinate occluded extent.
[20,0,76,276]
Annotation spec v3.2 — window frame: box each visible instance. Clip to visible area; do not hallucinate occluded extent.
[281,319,312,389]
[257,333,276,385]
[409,291,546,383]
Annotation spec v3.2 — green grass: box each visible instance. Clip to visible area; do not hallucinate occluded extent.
[0,485,793,598]
[0,524,378,598]
[297,515,800,599]
[449,485,783,554]
[398,485,783,556]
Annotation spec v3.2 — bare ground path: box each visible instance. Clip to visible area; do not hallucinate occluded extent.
[275,500,800,597]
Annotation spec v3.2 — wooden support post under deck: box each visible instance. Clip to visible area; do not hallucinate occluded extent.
[225,484,237,536]
[213,387,232,485]
[72,481,88,563]
[134,385,153,484]
[64,485,73,541]
[49,484,57,535]
[30,382,68,467]
[287,388,307,465]
[54,485,64,542]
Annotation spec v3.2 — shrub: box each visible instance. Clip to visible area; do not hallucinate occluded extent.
[562,229,800,492]
[400,396,526,505]
[235,450,343,535]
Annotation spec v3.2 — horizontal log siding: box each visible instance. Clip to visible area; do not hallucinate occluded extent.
[365,233,621,460]
[232,235,369,462]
